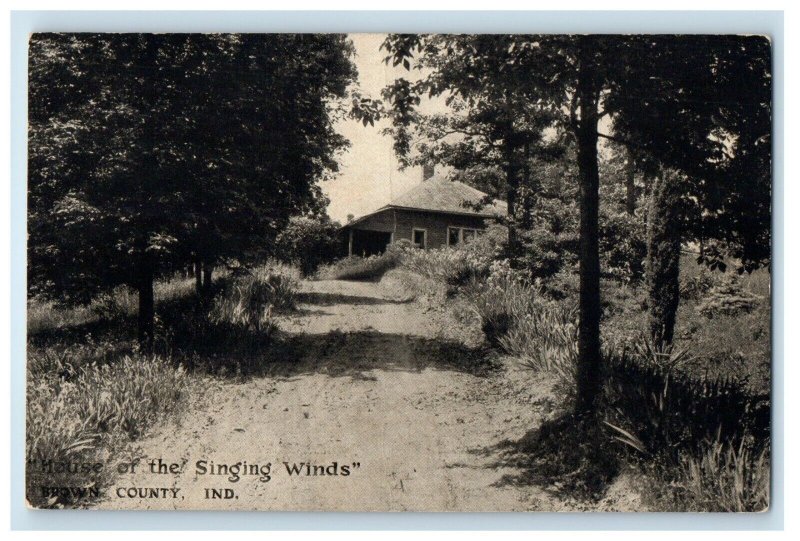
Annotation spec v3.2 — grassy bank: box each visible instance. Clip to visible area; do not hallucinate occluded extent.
[26,261,301,508]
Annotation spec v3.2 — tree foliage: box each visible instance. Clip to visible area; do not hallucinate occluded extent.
[275,215,342,276]
[28,33,357,344]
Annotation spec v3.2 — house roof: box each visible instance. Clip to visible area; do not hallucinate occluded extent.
[345,176,507,228]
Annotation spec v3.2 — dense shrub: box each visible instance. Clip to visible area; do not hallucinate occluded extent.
[674,300,770,394]
[679,266,718,301]
[398,226,505,289]
[401,246,490,289]
[516,197,579,281]
[274,216,341,276]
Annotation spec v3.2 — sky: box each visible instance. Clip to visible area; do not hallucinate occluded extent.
[321,34,430,224]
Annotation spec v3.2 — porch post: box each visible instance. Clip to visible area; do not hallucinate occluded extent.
[348,229,353,257]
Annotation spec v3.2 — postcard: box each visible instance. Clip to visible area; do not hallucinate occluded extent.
[26,32,771,511]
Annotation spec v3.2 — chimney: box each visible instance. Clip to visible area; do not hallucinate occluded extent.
[422,163,435,181]
[347,214,354,224]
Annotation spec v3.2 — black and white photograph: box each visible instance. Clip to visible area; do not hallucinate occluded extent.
[24,31,772,512]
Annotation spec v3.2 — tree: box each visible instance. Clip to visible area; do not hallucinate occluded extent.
[608,35,771,273]
[378,35,564,259]
[644,170,684,349]
[28,34,357,347]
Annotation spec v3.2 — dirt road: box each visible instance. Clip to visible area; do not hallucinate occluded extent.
[95,279,635,511]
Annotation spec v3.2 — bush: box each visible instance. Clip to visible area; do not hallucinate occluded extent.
[398,227,503,289]
[211,262,299,334]
[679,266,718,301]
[401,248,489,289]
[462,260,535,344]
[26,354,190,508]
[599,210,647,284]
[675,300,770,394]
[516,196,579,281]
[274,216,341,276]
[696,274,762,318]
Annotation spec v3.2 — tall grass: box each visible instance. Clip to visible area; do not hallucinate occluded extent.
[28,275,199,336]
[26,355,190,508]
[316,252,400,281]
[672,437,770,512]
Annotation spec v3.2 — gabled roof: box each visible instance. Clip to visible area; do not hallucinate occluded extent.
[345,176,507,228]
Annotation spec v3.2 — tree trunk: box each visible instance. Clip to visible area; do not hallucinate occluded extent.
[574,39,603,417]
[194,259,202,294]
[202,262,214,294]
[645,169,682,349]
[520,141,534,229]
[502,125,520,261]
[137,263,155,351]
[625,147,636,215]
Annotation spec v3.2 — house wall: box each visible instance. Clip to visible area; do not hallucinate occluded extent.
[350,208,491,250]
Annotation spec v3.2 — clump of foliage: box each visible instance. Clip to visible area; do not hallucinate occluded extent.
[394,226,506,291]
[501,304,578,395]
[679,266,719,301]
[26,354,190,508]
[599,210,647,284]
[275,216,341,276]
[696,274,762,318]
[461,260,534,344]
[602,347,770,512]
[211,262,299,335]
[460,258,579,392]
[669,437,770,512]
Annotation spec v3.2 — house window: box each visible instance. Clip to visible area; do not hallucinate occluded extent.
[413,228,427,248]
[448,227,460,246]
[448,227,479,246]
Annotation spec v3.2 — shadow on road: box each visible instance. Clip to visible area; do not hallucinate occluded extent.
[471,413,621,503]
[261,329,499,379]
[295,291,412,307]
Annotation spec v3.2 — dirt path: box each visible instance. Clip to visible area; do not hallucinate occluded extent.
[95,279,631,511]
